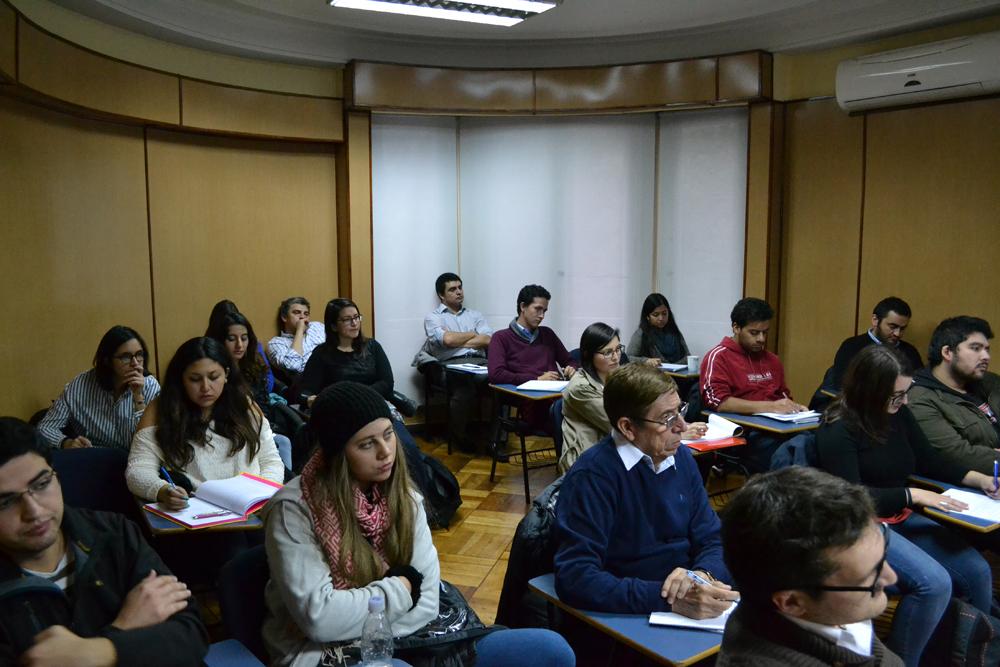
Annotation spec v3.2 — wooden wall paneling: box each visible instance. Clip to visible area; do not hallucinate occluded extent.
[534,59,716,111]
[778,99,864,401]
[743,103,783,307]
[17,22,178,124]
[859,97,1000,360]
[718,52,768,101]
[0,96,153,418]
[145,130,338,364]
[350,62,534,113]
[180,79,343,141]
[344,111,374,337]
[0,4,14,81]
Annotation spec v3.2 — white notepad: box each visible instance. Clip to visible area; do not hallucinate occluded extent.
[753,410,821,423]
[516,380,569,391]
[649,601,736,633]
[682,414,744,445]
[941,489,1000,522]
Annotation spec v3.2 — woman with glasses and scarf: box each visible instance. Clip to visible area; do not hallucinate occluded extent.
[37,325,160,450]
[816,344,995,666]
[560,323,707,473]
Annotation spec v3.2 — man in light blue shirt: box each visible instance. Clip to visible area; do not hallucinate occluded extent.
[267,296,326,379]
[419,273,493,452]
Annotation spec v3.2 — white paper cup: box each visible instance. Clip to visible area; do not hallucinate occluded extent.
[686,355,700,374]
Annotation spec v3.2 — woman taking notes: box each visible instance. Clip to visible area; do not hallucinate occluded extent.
[263,382,574,667]
[626,293,690,367]
[38,325,159,450]
[126,336,284,509]
[816,344,994,667]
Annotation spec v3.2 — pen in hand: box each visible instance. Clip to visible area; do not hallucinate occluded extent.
[993,459,998,494]
[556,362,566,380]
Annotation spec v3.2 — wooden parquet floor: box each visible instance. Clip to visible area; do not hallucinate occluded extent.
[415,432,560,625]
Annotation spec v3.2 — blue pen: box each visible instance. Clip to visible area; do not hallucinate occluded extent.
[993,460,998,493]
[686,570,712,587]
[160,466,189,507]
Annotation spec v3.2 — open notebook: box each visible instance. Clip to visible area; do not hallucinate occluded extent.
[753,410,821,423]
[682,414,746,452]
[143,473,283,529]
[649,601,736,633]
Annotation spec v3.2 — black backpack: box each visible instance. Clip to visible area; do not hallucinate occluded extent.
[921,597,1000,666]
[412,448,462,530]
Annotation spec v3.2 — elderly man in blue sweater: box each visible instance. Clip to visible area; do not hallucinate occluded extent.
[554,363,739,618]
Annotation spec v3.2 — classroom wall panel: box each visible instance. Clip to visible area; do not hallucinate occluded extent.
[345,112,375,339]
[656,108,748,361]
[350,63,534,113]
[859,97,1000,361]
[778,99,864,402]
[371,115,458,402]
[0,95,153,418]
[18,22,179,124]
[145,130,338,368]
[0,5,14,81]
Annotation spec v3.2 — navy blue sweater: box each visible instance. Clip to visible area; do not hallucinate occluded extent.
[553,435,729,613]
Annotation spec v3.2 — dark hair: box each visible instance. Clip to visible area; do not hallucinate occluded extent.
[324,298,368,354]
[603,363,677,427]
[873,296,911,321]
[516,284,551,316]
[435,273,461,298]
[579,322,620,382]
[0,417,51,468]
[637,293,688,358]
[277,296,310,334]
[825,345,912,443]
[93,325,150,391]
[928,316,994,367]
[721,467,875,607]
[206,300,239,335]
[205,312,267,393]
[730,297,773,328]
[156,337,260,470]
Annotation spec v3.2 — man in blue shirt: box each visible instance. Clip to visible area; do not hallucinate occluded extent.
[554,363,738,617]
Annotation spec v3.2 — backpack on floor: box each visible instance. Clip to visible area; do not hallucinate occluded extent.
[920,597,1000,666]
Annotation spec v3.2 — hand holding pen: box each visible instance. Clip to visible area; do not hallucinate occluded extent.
[156,466,190,511]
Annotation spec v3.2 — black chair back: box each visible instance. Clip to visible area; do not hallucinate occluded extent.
[218,544,269,660]
[51,447,138,521]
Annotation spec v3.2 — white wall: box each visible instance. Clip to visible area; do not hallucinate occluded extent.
[372,109,747,405]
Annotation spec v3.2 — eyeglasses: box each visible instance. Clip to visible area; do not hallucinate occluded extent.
[0,470,58,513]
[888,384,914,407]
[597,344,626,359]
[797,523,890,598]
[338,314,363,325]
[636,402,688,430]
[114,351,145,365]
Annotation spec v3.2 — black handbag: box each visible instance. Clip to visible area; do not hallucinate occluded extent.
[319,581,499,667]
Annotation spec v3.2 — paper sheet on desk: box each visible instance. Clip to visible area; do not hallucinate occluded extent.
[682,414,744,445]
[516,380,569,391]
[942,489,1000,522]
[450,363,488,374]
[649,602,736,633]
[659,363,687,372]
[752,410,821,423]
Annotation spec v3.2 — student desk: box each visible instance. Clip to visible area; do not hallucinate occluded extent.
[528,574,720,667]
[703,411,820,435]
[664,369,699,380]
[489,384,563,503]
[137,498,263,535]
[909,475,1000,533]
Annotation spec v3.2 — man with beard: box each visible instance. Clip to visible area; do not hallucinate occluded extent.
[830,296,924,390]
[909,316,1000,475]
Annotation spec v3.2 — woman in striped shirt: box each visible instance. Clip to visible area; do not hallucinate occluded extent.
[37,325,160,450]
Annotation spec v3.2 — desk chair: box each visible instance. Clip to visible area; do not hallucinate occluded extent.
[489,397,559,504]
[808,365,838,412]
[51,447,139,521]
[218,544,269,661]
[550,398,565,461]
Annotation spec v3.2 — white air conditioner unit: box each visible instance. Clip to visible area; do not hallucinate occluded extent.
[835,31,1000,112]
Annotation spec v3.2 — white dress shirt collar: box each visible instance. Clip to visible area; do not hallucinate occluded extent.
[612,429,675,474]
[784,615,874,657]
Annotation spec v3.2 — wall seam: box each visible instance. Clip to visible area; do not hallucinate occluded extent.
[853,113,868,335]
[651,112,661,292]
[142,127,161,377]
[456,116,462,274]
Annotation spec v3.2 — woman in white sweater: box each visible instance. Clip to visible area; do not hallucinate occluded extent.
[126,336,284,506]
[263,382,574,667]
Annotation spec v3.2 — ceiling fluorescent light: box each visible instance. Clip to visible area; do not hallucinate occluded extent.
[329,0,557,27]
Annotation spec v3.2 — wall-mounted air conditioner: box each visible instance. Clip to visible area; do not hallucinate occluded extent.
[836,30,1000,112]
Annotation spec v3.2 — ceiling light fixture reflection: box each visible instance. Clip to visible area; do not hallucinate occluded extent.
[328,0,558,27]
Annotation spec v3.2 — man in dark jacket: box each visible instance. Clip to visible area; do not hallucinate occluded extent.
[718,467,902,666]
[830,296,923,390]
[0,417,207,666]
[909,315,1000,475]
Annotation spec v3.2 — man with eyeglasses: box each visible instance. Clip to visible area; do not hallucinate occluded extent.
[554,364,737,617]
[718,467,902,666]
[0,417,207,666]
[909,315,1000,476]
[830,296,923,390]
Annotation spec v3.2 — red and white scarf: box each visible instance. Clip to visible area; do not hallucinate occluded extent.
[300,449,391,589]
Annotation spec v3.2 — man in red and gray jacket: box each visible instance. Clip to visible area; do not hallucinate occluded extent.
[700,297,807,471]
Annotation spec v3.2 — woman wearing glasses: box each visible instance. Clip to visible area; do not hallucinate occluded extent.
[559,323,707,472]
[38,325,160,450]
[816,344,994,666]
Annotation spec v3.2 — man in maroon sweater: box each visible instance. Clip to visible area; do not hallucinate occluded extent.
[700,298,807,471]
[488,284,576,432]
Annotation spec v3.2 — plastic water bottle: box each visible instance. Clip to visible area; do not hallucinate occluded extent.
[360,595,394,666]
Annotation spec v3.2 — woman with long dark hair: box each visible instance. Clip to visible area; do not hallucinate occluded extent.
[816,344,995,666]
[626,293,689,366]
[126,336,284,508]
[38,325,159,450]
[206,311,274,409]
[263,382,574,667]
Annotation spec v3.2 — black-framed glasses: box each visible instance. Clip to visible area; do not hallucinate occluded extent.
[796,523,890,598]
[636,402,688,430]
[114,351,145,365]
[597,344,626,359]
[338,314,363,325]
[0,470,58,513]
[888,384,914,408]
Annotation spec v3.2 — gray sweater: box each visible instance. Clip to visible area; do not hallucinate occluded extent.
[262,478,440,667]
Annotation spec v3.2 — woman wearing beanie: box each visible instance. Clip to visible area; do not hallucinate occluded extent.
[262,381,575,667]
